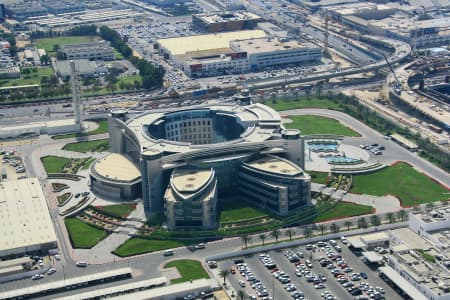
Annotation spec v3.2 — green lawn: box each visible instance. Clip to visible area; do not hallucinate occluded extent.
[81,157,97,170]
[351,162,449,206]
[65,218,108,248]
[0,67,54,88]
[113,238,189,257]
[34,36,96,54]
[308,171,330,184]
[164,259,210,284]
[314,202,373,222]
[94,204,136,219]
[266,97,342,111]
[62,139,110,153]
[285,115,360,136]
[52,118,108,139]
[220,200,268,223]
[41,156,70,173]
[86,75,142,94]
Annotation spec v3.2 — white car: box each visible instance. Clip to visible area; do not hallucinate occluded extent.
[239,280,246,288]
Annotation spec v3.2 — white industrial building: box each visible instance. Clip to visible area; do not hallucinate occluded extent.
[155,30,321,77]
[0,178,57,258]
[0,119,80,139]
[60,41,114,61]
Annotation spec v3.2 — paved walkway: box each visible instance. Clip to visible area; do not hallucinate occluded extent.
[73,201,146,263]
[311,182,401,213]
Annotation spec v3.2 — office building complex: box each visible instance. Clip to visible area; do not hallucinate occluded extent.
[100,101,311,229]
[156,30,321,77]
[193,11,263,33]
[60,41,115,61]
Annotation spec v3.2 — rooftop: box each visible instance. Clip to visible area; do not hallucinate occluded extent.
[194,11,262,24]
[157,30,266,56]
[0,178,57,254]
[92,153,141,182]
[231,38,318,54]
[246,155,302,176]
[171,168,214,194]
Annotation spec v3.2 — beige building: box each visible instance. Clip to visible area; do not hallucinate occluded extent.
[0,178,57,258]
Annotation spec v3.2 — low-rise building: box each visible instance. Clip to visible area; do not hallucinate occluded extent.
[193,11,263,33]
[4,3,48,20]
[41,0,85,15]
[60,41,114,61]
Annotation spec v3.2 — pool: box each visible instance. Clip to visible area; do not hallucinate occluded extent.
[325,155,362,164]
[308,143,339,152]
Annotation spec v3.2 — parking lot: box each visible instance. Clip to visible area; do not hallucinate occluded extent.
[218,238,403,300]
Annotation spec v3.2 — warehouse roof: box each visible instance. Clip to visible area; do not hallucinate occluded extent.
[0,178,57,255]
[157,30,266,56]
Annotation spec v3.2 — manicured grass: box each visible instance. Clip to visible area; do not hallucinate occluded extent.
[285,115,360,136]
[94,204,136,219]
[164,259,210,284]
[314,202,373,222]
[65,218,108,249]
[113,238,189,257]
[220,200,267,223]
[351,162,449,206]
[34,36,96,54]
[52,118,108,139]
[81,157,97,170]
[0,67,54,87]
[41,156,70,173]
[62,139,110,153]
[308,171,330,184]
[266,97,342,111]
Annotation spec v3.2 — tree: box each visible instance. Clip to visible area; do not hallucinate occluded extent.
[370,215,380,226]
[319,224,326,235]
[330,223,340,233]
[219,269,229,286]
[237,290,247,300]
[358,217,367,229]
[258,233,266,246]
[271,229,281,243]
[53,44,61,53]
[344,221,352,231]
[241,235,250,249]
[40,54,50,65]
[285,229,295,241]
[303,227,313,239]
[386,213,395,224]
[397,209,407,222]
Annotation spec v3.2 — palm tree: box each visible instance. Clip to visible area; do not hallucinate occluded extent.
[344,221,352,231]
[271,229,281,243]
[397,209,407,222]
[219,269,229,286]
[318,224,327,235]
[241,235,250,249]
[237,290,247,300]
[358,217,367,229]
[330,223,340,233]
[386,213,395,224]
[259,233,266,246]
[370,215,380,226]
[285,229,295,241]
[303,227,313,239]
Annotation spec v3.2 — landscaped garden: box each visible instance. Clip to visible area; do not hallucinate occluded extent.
[62,139,110,153]
[219,199,268,223]
[113,238,192,257]
[64,217,108,248]
[41,155,93,174]
[57,192,72,206]
[314,201,373,223]
[52,118,109,140]
[0,67,54,88]
[308,171,330,184]
[351,162,449,206]
[92,204,136,219]
[164,259,210,284]
[266,97,342,111]
[285,115,360,137]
